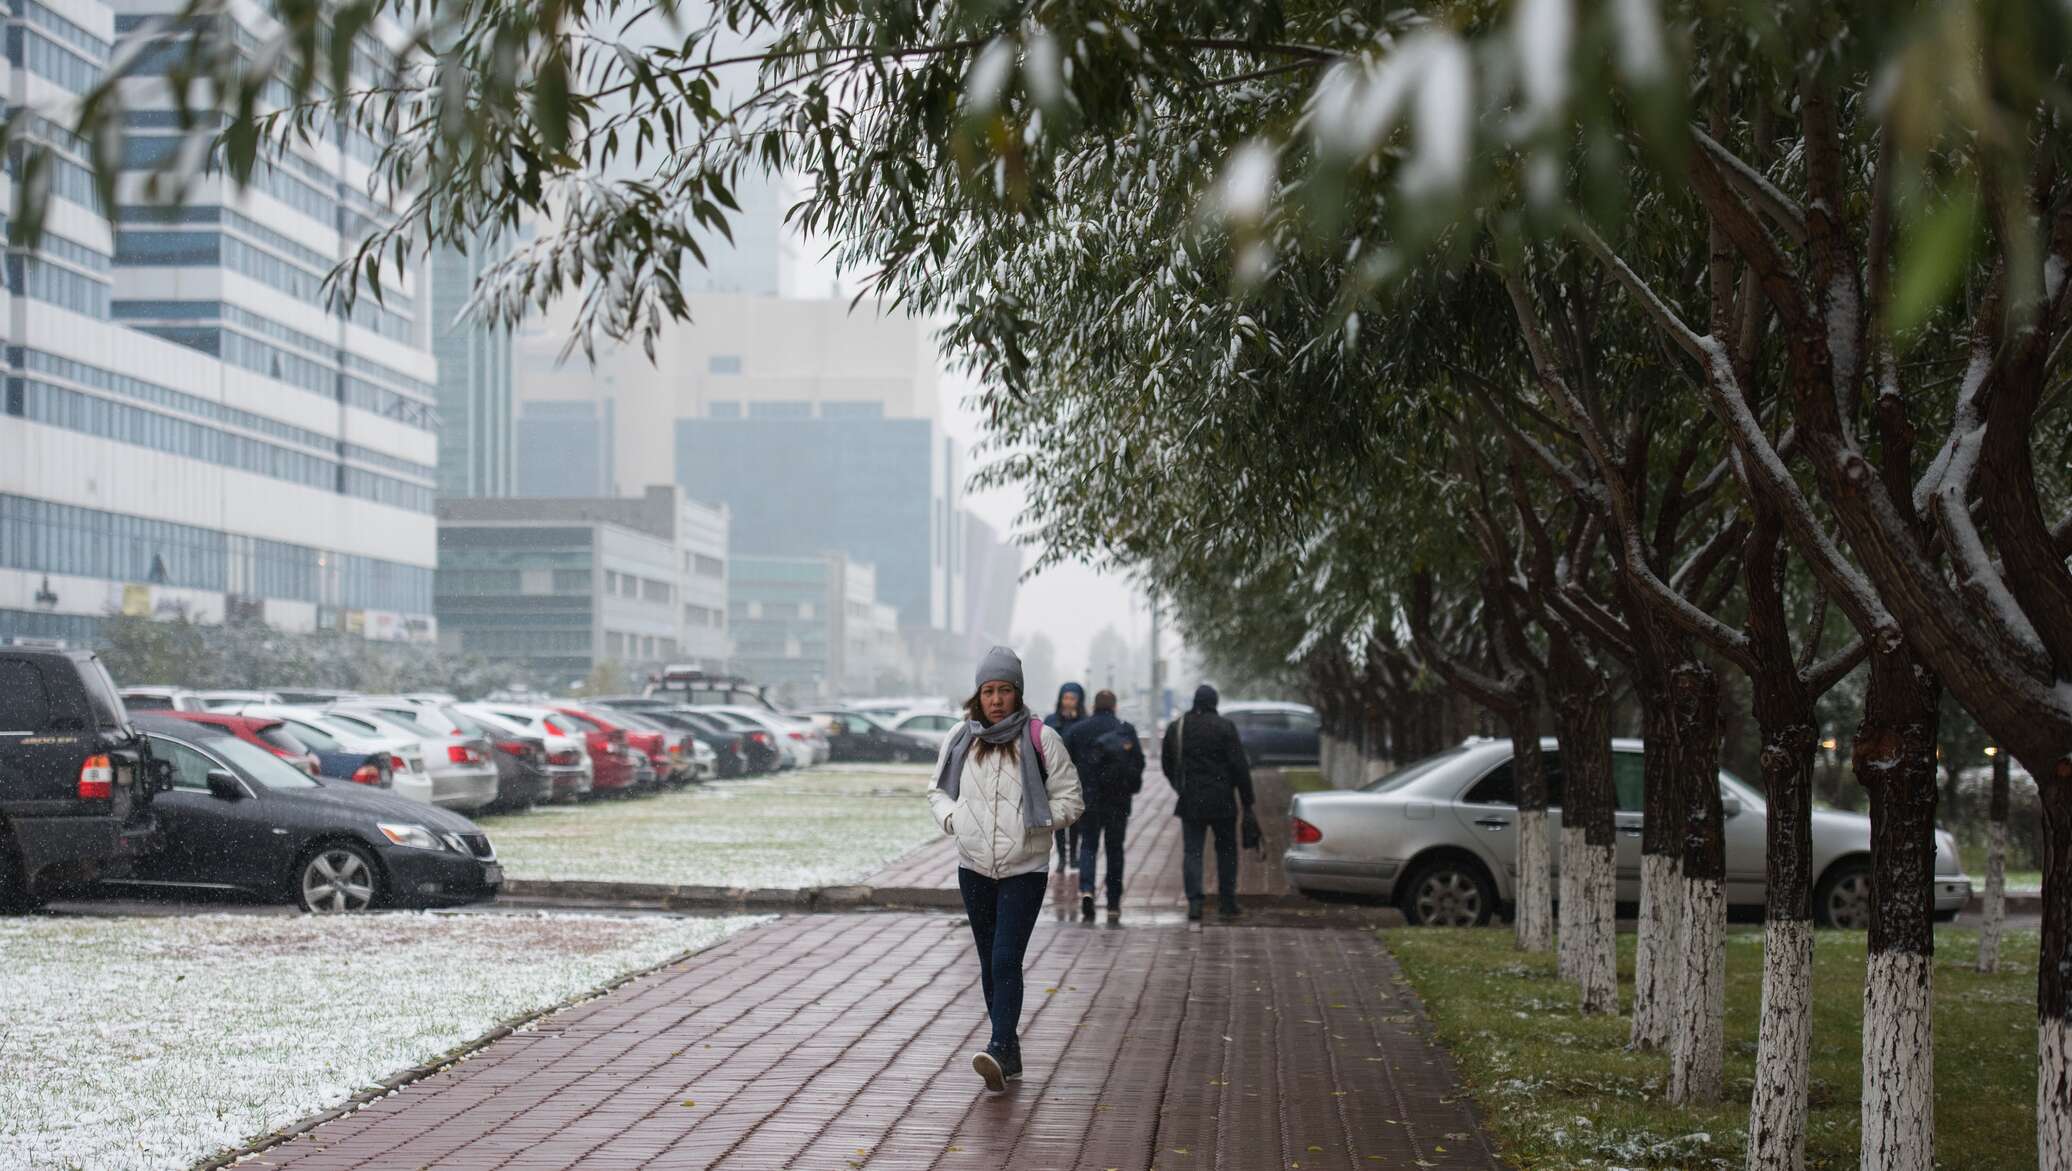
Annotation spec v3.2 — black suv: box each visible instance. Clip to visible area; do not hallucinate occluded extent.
[0,647,166,909]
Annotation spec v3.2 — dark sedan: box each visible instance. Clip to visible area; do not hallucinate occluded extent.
[104,716,502,912]
[797,709,938,763]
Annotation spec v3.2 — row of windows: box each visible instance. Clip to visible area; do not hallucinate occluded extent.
[341,467,432,513]
[693,553,725,578]
[461,629,590,656]
[9,256,109,316]
[605,632,678,661]
[341,351,436,401]
[684,604,725,628]
[223,234,330,308]
[0,495,433,612]
[19,347,335,452]
[7,146,102,211]
[346,292,415,345]
[343,376,438,430]
[341,443,434,482]
[227,208,338,278]
[220,327,336,398]
[0,608,104,645]
[11,27,102,91]
[26,231,112,274]
[222,303,335,357]
[435,568,593,597]
[19,3,109,63]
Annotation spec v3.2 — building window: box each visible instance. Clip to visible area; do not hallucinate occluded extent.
[707,401,741,419]
[694,554,724,578]
[819,401,885,420]
[707,354,742,375]
[747,401,811,419]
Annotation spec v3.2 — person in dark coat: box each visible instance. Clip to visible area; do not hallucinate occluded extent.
[1062,689,1146,923]
[1044,682,1089,884]
[1160,684,1257,920]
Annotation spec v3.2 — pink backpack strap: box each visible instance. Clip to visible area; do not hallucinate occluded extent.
[1028,720,1049,778]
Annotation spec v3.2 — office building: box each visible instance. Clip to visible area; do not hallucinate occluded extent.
[431,238,514,498]
[435,486,727,682]
[962,514,1021,659]
[0,2,439,645]
[729,553,903,704]
[516,399,614,497]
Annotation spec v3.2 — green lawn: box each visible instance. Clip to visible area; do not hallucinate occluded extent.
[1282,767,1331,792]
[475,765,940,889]
[1959,840,2042,891]
[1388,925,2039,1170]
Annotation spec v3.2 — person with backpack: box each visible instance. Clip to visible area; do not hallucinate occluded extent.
[1160,684,1259,921]
[1063,689,1146,924]
[928,646,1083,1092]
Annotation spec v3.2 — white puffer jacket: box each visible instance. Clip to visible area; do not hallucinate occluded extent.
[927,722,1082,879]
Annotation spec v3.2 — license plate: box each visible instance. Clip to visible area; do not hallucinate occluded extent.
[482,863,503,885]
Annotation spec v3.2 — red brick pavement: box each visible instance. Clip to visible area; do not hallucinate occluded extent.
[245,913,1501,1171]
[866,764,1294,909]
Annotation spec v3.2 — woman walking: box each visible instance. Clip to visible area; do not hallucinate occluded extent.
[929,645,1082,1091]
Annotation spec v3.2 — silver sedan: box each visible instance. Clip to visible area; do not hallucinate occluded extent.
[1284,737,1973,927]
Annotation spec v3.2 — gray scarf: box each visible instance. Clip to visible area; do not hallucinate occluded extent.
[932,707,1053,830]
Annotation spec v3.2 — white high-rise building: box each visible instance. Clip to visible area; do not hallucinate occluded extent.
[0,2,440,645]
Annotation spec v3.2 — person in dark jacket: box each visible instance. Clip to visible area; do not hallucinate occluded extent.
[1044,682,1088,886]
[1160,684,1257,921]
[1062,689,1146,923]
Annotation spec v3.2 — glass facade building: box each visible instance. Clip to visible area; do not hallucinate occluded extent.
[432,239,514,498]
[0,1,439,646]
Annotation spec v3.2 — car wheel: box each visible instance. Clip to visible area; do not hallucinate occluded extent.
[1400,856,1497,927]
[1814,861,1873,930]
[297,842,381,913]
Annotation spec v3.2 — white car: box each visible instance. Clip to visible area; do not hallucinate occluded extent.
[888,708,963,747]
[225,704,435,806]
[458,703,596,801]
[196,689,285,710]
[325,703,501,812]
[117,686,210,713]
[694,706,816,769]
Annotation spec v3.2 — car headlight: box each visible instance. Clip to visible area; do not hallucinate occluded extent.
[377,822,446,851]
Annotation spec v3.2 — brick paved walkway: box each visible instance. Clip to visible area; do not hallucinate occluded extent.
[865,766,1294,909]
[241,764,1504,1171]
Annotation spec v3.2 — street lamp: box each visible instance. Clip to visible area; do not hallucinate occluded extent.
[1984,745,1999,758]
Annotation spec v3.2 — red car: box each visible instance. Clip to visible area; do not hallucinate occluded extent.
[546,706,650,794]
[157,712,325,778]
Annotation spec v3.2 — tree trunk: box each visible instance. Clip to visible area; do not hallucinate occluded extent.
[1551,644,1619,1016]
[1746,707,1819,1171]
[1512,715,1554,953]
[1669,658,1727,1105]
[1856,647,1941,1171]
[1977,750,2008,973]
[2036,762,2072,1167]
[1632,690,1683,1051]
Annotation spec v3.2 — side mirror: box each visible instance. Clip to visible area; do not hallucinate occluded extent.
[1720,794,1743,819]
[205,769,245,800]
[148,757,177,792]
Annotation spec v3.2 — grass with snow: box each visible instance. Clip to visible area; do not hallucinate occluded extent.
[474,764,941,889]
[1390,924,2039,1169]
[0,910,766,1171]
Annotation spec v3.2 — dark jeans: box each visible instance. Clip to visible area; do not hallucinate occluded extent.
[957,867,1048,1053]
[1077,806,1128,904]
[1181,816,1239,907]
[1053,822,1082,870]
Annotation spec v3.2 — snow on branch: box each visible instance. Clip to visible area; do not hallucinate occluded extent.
[1691,126,1807,244]
[1571,222,1709,361]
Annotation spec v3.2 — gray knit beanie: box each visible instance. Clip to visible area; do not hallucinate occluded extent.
[975,645,1024,693]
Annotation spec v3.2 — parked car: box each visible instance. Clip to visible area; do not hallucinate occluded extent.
[1,648,167,909]
[264,687,363,707]
[670,708,780,774]
[194,689,285,710]
[158,712,321,777]
[325,702,500,812]
[533,706,645,795]
[593,704,727,779]
[887,708,962,747]
[115,685,210,713]
[1223,701,1323,766]
[553,704,673,791]
[605,708,707,785]
[446,708,552,812]
[225,705,436,805]
[458,704,595,801]
[692,706,814,769]
[1283,738,1975,928]
[115,716,501,912]
[796,709,938,763]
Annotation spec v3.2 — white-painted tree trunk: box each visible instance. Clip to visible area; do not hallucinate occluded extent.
[1861,951,1934,1171]
[1669,876,1726,1103]
[1630,852,1682,1049]
[2042,1016,2072,1168]
[1320,735,1339,788]
[1515,808,1553,953]
[1978,820,2006,973]
[1573,840,1619,1015]
[1557,825,1584,981]
[1747,918,1814,1171]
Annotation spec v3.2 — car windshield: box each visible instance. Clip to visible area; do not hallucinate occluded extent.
[1360,746,1476,794]
[211,734,321,789]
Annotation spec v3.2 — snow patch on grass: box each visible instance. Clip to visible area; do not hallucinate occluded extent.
[476,766,941,888]
[0,910,765,1171]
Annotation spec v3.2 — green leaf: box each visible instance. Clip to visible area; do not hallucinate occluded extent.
[534,54,571,154]
[1890,182,1979,337]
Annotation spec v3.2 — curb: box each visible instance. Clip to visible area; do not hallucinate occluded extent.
[1965,891,2042,914]
[498,877,971,913]
[190,917,780,1171]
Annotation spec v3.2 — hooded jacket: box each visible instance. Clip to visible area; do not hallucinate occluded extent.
[1159,685,1256,821]
[927,717,1083,879]
[1044,683,1087,738]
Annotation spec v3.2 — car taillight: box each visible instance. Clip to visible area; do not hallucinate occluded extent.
[548,749,580,766]
[751,732,770,745]
[496,740,528,758]
[788,731,804,741]
[78,753,113,799]
[1291,817,1323,845]
[350,762,384,786]
[389,754,409,772]
[448,745,484,765]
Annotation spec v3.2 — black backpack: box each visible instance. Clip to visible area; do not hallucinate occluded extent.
[1089,726,1145,797]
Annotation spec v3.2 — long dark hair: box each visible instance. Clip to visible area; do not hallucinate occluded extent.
[964,687,1026,766]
